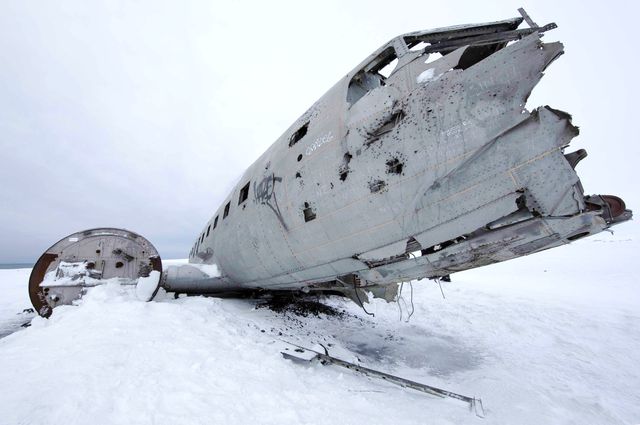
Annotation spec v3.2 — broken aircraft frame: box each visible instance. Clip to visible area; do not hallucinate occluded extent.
[29,11,632,317]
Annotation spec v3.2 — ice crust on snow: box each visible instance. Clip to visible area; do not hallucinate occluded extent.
[1,230,639,425]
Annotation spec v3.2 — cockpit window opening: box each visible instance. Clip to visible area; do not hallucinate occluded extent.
[424,52,443,64]
[406,40,429,51]
[377,57,399,78]
[368,47,399,78]
[347,46,398,105]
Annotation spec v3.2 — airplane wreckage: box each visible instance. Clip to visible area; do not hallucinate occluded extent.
[29,11,632,319]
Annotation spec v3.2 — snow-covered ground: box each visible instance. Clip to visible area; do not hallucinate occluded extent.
[0,230,638,425]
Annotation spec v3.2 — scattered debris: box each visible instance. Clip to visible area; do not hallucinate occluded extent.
[281,342,485,417]
[369,179,387,193]
[339,152,353,181]
[303,202,317,222]
[386,157,404,175]
[257,297,345,318]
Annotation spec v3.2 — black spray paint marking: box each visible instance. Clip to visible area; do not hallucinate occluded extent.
[254,173,288,231]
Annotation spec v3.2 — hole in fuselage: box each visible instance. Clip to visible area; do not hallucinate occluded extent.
[369,179,386,193]
[386,157,403,174]
[303,202,316,222]
[339,152,352,181]
[289,122,309,147]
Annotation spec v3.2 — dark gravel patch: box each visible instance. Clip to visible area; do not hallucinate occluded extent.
[257,296,346,318]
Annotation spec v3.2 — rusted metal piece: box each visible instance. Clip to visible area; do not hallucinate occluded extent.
[585,195,631,225]
[28,253,58,317]
[602,195,627,218]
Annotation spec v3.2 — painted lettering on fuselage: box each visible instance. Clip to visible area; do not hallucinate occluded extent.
[305,131,334,156]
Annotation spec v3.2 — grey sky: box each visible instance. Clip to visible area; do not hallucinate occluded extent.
[1,0,638,263]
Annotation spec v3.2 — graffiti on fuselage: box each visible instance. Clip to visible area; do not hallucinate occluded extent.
[254,173,288,231]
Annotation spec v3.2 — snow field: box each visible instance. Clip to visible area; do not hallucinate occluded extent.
[0,231,638,425]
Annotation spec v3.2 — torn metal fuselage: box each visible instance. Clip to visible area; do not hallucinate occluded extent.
[29,13,632,315]
[177,14,631,303]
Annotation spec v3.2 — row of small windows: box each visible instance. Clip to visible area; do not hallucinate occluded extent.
[193,57,403,257]
[189,118,328,258]
[190,143,331,258]
[190,180,252,257]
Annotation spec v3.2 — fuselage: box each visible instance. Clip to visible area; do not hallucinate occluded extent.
[28,13,632,316]
[181,16,631,298]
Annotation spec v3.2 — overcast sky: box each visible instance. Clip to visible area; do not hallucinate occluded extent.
[1,0,638,263]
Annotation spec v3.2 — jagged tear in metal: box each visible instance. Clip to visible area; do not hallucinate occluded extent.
[29,11,632,316]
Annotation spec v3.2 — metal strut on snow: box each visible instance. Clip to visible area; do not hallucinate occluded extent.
[281,341,485,418]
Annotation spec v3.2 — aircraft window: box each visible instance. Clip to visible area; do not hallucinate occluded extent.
[200,233,205,243]
[406,40,429,51]
[206,225,211,237]
[289,122,309,147]
[386,157,404,174]
[223,202,230,219]
[303,202,316,222]
[347,47,398,105]
[214,216,219,228]
[238,181,250,205]
[377,57,398,78]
